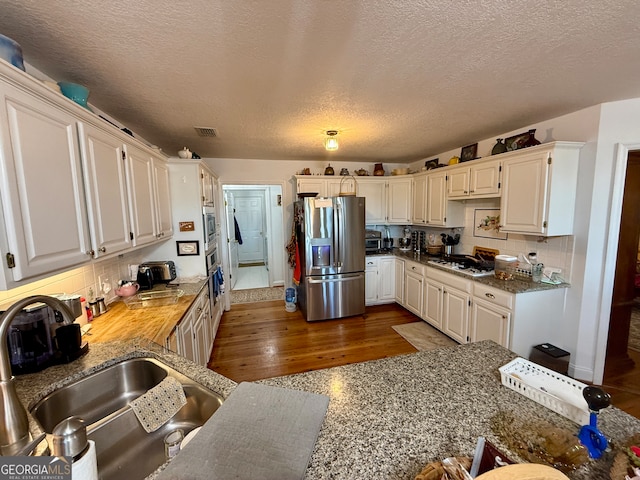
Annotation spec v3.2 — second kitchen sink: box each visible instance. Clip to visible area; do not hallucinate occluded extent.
[30,357,224,480]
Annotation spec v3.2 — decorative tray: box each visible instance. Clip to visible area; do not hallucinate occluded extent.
[123,289,184,309]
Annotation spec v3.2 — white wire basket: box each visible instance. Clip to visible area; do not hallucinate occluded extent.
[499,357,590,425]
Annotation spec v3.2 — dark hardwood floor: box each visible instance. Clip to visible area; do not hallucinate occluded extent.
[208,300,640,419]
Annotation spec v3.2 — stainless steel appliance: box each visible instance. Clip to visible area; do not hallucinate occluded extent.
[203,205,217,252]
[296,196,365,322]
[365,229,382,254]
[427,254,495,277]
[136,265,154,290]
[141,261,176,282]
[2,296,88,375]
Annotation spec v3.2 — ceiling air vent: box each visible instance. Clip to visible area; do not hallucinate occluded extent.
[194,126,218,138]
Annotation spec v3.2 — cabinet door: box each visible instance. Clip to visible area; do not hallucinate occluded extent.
[378,257,395,301]
[297,178,327,197]
[0,86,92,282]
[447,168,470,198]
[327,177,355,196]
[394,259,404,304]
[411,175,427,224]
[404,271,424,317]
[387,178,412,224]
[153,157,173,239]
[426,172,446,226]
[470,160,501,197]
[194,309,208,366]
[470,299,511,347]
[365,258,379,305]
[125,145,157,246]
[358,179,387,224]
[442,287,469,344]
[200,167,214,206]
[500,151,549,234]
[178,314,196,363]
[424,279,443,329]
[78,122,132,258]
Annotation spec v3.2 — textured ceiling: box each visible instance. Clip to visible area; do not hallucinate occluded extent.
[1,1,640,162]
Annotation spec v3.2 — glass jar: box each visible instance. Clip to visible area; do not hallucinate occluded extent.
[494,255,518,280]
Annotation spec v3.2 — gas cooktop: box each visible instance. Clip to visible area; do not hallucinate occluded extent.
[427,257,495,278]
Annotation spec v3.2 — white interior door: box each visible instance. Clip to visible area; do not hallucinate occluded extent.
[235,195,265,264]
[225,191,238,289]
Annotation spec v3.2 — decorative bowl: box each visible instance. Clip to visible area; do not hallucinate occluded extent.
[0,34,24,71]
[57,82,90,108]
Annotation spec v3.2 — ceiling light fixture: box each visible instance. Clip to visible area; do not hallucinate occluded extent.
[324,130,339,151]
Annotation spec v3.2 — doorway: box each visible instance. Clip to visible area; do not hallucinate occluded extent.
[603,151,640,405]
[222,184,285,295]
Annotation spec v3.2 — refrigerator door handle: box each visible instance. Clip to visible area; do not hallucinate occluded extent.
[334,202,341,267]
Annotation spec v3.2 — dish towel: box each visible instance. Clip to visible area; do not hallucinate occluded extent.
[129,376,187,433]
[156,382,330,480]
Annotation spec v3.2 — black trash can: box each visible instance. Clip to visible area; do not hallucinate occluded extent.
[529,343,570,375]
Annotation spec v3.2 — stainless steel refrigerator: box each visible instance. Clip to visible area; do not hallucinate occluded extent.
[296,196,365,322]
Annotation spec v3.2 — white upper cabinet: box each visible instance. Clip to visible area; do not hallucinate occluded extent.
[387,177,412,224]
[153,157,173,240]
[447,159,501,199]
[411,171,464,227]
[200,166,215,207]
[125,144,157,247]
[0,79,92,287]
[78,122,132,258]
[296,176,327,197]
[499,142,583,236]
[357,178,387,224]
[0,62,173,290]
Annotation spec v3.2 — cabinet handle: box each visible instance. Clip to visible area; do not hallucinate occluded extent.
[98,247,106,253]
[367,262,374,265]
[469,190,474,193]
[464,190,468,194]
[86,250,95,257]
[485,293,495,299]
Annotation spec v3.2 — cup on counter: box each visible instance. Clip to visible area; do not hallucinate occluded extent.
[531,263,544,283]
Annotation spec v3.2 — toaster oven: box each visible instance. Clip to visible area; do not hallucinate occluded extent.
[365,230,382,254]
[141,261,176,282]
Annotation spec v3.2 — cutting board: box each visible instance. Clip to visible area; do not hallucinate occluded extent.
[472,246,499,260]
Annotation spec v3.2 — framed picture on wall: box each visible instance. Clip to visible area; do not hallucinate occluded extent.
[474,209,507,240]
[176,240,200,256]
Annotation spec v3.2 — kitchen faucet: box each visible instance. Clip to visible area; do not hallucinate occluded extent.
[0,295,76,455]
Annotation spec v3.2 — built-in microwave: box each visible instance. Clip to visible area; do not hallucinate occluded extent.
[203,206,216,251]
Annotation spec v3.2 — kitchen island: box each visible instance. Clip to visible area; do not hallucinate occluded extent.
[15,340,640,479]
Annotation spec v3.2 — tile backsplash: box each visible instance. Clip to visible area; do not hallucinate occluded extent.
[0,250,147,310]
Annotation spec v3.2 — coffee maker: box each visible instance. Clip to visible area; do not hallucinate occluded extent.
[3,295,88,375]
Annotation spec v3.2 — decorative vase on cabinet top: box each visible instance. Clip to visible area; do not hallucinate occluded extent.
[178,147,192,159]
[324,164,335,175]
[491,138,508,155]
[373,163,385,176]
[522,129,541,148]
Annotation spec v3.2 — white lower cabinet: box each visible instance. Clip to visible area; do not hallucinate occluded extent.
[403,260,425,316]
[470,297,511,347]
[365,256,395,306]
[394,259,405,304]
[169,287,214,366]
[424,268,471,344]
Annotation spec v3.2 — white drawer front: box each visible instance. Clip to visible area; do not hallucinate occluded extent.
[473,283,514,310]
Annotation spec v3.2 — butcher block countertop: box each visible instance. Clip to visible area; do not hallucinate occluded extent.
[86,280,207,345]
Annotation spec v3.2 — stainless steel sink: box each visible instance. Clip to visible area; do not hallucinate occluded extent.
[30,357,223,480]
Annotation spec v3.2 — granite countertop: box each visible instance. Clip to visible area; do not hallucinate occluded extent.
[378,249,570,294]
[86,279,208,345]
[13,340,640,479]
[261,341,639,480]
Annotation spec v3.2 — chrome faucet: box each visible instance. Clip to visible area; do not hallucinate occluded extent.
[0,295,76,455]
